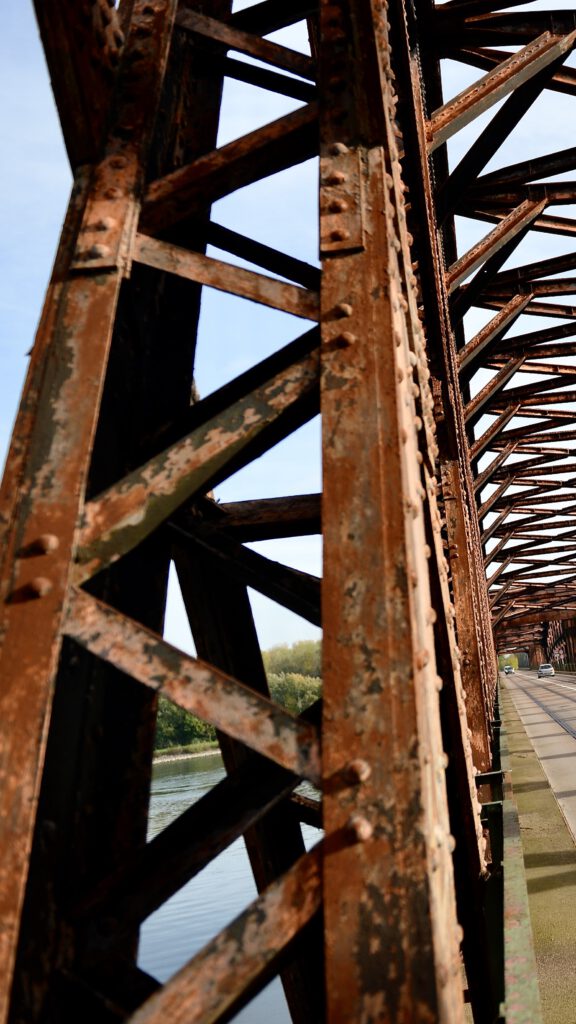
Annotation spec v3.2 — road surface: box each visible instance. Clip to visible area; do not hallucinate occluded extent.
[504,670,576,844]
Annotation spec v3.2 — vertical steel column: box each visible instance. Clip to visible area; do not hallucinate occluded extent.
[388,0,495,773]
[320,2,466,1018]
[0,7,178,1019]
[529,643,547,669]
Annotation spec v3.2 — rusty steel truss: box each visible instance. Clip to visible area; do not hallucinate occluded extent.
[2,0,576,1020]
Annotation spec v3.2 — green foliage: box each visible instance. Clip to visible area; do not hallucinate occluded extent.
[267,672,322,714]
[263,640,322,714]
[154,697,215,750]
[263,639,321,679]
[154,639,322,753]
[498,654,518,670]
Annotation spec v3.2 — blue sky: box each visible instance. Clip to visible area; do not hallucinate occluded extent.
[0,3,70,465]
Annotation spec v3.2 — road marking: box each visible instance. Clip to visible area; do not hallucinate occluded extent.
[550,682,576,693]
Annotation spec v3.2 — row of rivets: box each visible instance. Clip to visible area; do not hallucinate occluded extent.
[13,534,60,601]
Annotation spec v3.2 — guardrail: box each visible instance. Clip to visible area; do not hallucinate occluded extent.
[474,691,543,1023]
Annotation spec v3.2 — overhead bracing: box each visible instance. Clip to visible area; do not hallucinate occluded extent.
[1,0,575,1020]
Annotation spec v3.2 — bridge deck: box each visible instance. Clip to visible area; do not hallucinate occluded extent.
[502,679,576,1024]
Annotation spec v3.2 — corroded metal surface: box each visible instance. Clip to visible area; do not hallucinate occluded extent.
[133,234,319,317]
[75,341,320,579]
[320,0,468,1019]
[1,0,574,1020]
[65,587,321,783]
[127,847,322,1024]
[0,3,178,1016]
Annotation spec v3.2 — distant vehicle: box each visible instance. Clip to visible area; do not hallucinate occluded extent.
[537,664,555,678]
[503,666,514,675]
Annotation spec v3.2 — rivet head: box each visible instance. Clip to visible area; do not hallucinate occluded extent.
[334,302,353,318]
[331,142,349,155]
[438,965,449,987]
[329,199,349,213]
[330,331,356,349]
[87,243,112,259]
[348,815,373,843]
[92,217,117,232]
[109,156,127,170]
[330,228,350,242]
[32,534,60,555]
[346,759,372,784]
[28,577,53,598]
[326,171,347,186]
[416,649,430,670]
[104,187,123,200]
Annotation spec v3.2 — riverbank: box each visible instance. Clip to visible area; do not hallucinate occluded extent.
[153,743,220,764]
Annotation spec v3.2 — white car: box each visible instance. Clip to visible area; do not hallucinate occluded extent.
[537,664,555,678]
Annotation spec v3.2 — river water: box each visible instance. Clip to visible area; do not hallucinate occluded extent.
[137,753,319,1022]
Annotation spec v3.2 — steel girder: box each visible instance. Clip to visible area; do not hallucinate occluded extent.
[3,0,576,1020]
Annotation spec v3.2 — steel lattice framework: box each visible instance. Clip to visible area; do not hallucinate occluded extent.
[1,0,576,1020]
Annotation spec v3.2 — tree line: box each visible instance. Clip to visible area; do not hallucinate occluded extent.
[154,639,322,751]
